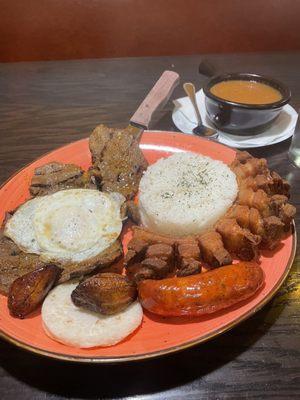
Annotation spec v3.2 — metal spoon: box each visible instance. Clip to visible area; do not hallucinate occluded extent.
[183,82,218,137]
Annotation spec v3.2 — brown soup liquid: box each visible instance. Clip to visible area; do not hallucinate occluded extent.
[210,80,282,105]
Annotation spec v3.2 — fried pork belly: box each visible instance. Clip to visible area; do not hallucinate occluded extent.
[30,162,95,196]
[216,218,261,261]
[231,151,294,247]
[126,264,156,283]
[240,172,290,197]
[226,205,285,249]
[279,203,296,230]
[198,231,232,267]
[177,259,202,277]
[235,150,253,164]
[89,124,148,199]
[231,157,268,180]
[238,188,288,218]
[124,238,148,267]
[177,242,201,261]
[125,227,203,281]
[131,226,195,246]
[177,242,202,276]
[146,243,174,264]
[232,151,290,198]
[141,257,170,278]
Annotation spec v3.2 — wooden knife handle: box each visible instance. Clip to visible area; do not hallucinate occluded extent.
[130,70,180,129]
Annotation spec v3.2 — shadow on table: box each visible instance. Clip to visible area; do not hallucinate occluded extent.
[0,296,285,399]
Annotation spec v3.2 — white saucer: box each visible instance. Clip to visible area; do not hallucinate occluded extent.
[172,89,298,149]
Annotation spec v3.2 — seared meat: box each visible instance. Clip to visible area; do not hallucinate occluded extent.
[177,242,201,275]
[0,233,45,295]
[132,226,195,246]
[71,273,137,315]
[146,243,174,263]
[89,124,148,199]
[8,264,61,318]
[125,238,174,282]
[216,218,261,261]
[0,229,123,295]
[126,264,156,283]
[226,205,285,249]
[30,162,95,196]
[124,238,148,266]
[177,259,202,277]
[125,227,202,282]
[58,239,123,283]
[262,216,286,249]
[279,203,296,230]
[177,242,200,261]
[198,231,232,267]
[141,257,170,278]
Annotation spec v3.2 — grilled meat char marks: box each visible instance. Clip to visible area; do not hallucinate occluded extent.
[89,124,148,199]
[30,162,95,197]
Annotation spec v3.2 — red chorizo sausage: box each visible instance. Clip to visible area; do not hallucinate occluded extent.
[138,262,264,316]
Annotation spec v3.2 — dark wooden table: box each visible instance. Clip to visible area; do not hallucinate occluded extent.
[0,52,299,400]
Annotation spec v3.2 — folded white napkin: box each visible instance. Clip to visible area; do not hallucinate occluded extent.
[172,90,298,148]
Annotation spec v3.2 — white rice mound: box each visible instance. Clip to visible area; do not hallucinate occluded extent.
[138,152,238,236]
[42,282,143,348]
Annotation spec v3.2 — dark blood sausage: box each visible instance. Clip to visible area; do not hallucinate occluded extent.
[138,262,264,317]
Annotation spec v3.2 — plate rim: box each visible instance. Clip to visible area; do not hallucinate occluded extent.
[0,132,297,363]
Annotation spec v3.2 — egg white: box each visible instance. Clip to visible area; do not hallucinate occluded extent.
[4,189,124,263]
[4,196,44,254]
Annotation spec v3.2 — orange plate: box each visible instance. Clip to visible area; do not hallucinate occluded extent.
[0,131,296,363]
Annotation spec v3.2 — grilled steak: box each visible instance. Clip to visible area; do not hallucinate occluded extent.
[89,124,148,199]
[30,162,96,197]
[0,230,123,295]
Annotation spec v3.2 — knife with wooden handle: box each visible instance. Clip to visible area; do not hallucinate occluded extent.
[129,70,180,138]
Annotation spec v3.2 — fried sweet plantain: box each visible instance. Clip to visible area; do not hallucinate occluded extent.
[8,264,61,318]
[71,273,137,315]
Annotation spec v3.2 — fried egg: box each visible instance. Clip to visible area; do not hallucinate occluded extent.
[4,189,124,263]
